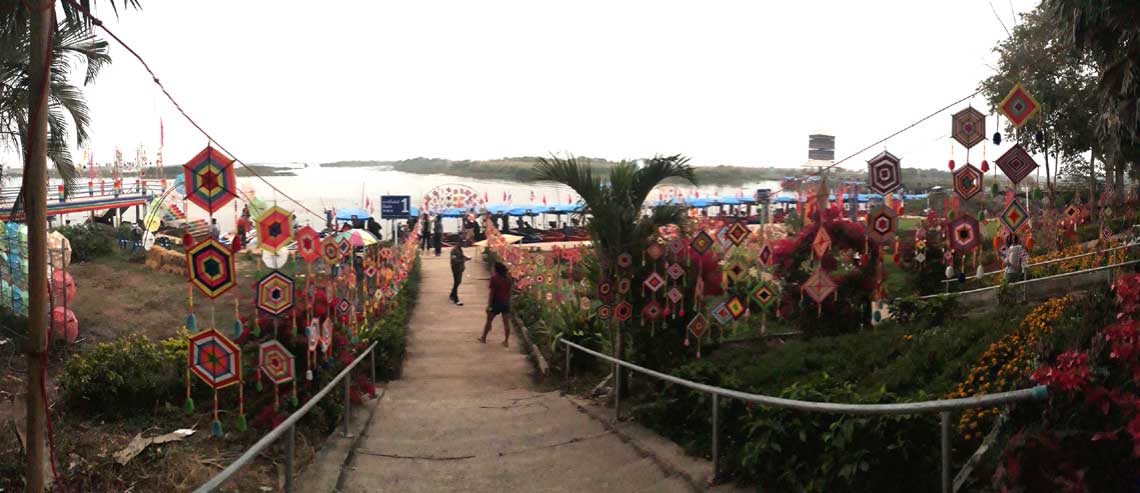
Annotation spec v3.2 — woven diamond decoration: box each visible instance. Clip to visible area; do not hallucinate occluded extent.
[812,227,831,258]
[996,145,1038,184]
[690,231,714,255]
[187,238,236,299]
[952,163,984,201]
[596,304,612,321]
[914,252,927,263]
[321,236,340,265]
[256,271,295,316]
[999,83,1040,128]
[617,278,631,294]
[666,262,685,280]
[1000,199,1029,233]
[320,318,332,352]
[258,340,295,385]
[183,146,236,214]
[758,243,773,266]
[949,215,981,253]
[336,298,352,317]
[614,301,633,322]
[802,267,837,304]
[723,259,746,283]
[667,238,685,255]
[364,265,378,278]
[337,237,351,256]
[726,296,746,319]
[596,280,614,301]
[751,282,778,309]
[1063,204,1084,224]
[617,253,633,269]
[666,287,683,305]
[711,302,733,325]
[642,300,664,321]
[867,150,902,195]
[646,242,664,261]
[726,222,750,246]
[295,226,321,264]
[188,328,241,389]
[951,107,986,149]
[866,205,898,245]
[687,313,709,339]
[643,272,665,292]
[256,206,294,253]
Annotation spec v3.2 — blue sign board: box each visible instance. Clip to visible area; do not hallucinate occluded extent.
[380,195,412,219]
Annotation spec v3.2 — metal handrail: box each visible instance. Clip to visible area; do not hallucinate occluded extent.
[559,339,1048,493]
[195,341,379,493]
[921,258,1140,300]
[940,240,1138,286]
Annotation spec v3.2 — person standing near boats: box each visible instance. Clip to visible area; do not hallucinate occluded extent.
[420,214,431,252]
[432,215,443,256]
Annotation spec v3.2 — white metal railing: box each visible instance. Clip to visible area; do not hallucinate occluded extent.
[940,241,1138,291]
[559,339,1048,493]
[195,342,379,493]
[921,259,1140,300]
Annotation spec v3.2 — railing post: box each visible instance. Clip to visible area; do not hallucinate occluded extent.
[370,349,376,386]
[342,375,353,438]
[941,411,951,493]
[284,424,295,493]
[562,345,570,396]
[711,393,720,484]
[614,363,622,421]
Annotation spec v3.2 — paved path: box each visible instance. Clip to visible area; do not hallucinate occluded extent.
[336,253,690,492]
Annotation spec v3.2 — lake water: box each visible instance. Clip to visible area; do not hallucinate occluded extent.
[56,165,784,234]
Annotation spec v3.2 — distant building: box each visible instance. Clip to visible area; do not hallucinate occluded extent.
[806,134,835,172]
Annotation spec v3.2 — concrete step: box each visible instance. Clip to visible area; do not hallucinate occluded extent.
[578,456,669,492]
[634,476,696,493]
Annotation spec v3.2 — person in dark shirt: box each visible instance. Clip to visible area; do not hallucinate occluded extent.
[420,214,431,252]
[432,215,443,256]
[479,262,512,347]
[449,243,470,305]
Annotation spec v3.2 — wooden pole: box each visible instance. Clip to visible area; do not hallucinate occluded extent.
[23,2,53,491]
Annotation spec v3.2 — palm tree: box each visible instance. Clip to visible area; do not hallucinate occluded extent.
[534,154,696,373]
[0,9,111,200]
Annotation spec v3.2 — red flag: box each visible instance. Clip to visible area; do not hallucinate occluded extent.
[530,191,535,202]
[159,118,164,147]
[502,191,507,201]
[484,192,489,203]
[567,196,572,204]
[542,195,547,205]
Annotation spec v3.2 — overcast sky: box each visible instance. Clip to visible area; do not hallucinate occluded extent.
[64,0,1039,171]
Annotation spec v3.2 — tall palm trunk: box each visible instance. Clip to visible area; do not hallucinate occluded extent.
[23,3,51,491]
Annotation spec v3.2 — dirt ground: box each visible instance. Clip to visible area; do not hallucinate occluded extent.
[0,249,320,491]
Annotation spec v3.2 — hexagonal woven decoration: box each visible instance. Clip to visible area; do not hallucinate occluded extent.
[646,242,665,261]
[596,280,614,301]
[258,340,295,385]
[336,298,352,318]
[1063,204,1084,224]
[951,107,986,149]
[726,222,750,246]
[189,328,241,389]
[256,271,295,316]
[614,301,633,322]
[802,267,837,304]
[1000,199,1029,233]
[867,150,902,195]
[952,163,984,201]
[949,215,981,253]
[642,300,664,321]
[616,253,634,269]
[866,205,898,245]
[256,206,294,253]
[687,313,709,339]
[996,144,1038,185]
[321,236,341,266]
[643,272,665,292]
[690,231,714,255]
[617,278,631,294]
[183,146,236,214]
[998,83,1040,128]
[186,238,236,299]
[295,226,321,264]
[596,304,612,321]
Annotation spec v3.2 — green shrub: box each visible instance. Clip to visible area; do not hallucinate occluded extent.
[59,332,187,417]
[54,223,114,262]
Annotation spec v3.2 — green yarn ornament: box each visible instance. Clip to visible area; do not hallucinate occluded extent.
[232,320,243,339]
[255,379,263,392]
[1032,188,1043,201]
[252,317,260,337]
[976,211,985,222]
[290,396,299,408]
[184,397,194,414]
[990,183,1000,196]
[236,414,247,433]
[211,420,223,437]
[185,313,197,332]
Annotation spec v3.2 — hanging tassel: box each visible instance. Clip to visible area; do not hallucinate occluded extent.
[760,311,767,336]
[211,419,223,437]
[233,319,243,340]
[306,369,313,381]
[252,316,261,337]
[274,385,280,412]
[237,383,247,432]
[186,313,197,332]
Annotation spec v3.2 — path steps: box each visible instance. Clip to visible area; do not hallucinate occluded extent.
[334,253,688,492]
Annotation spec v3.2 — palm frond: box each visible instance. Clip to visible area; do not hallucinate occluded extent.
[630,154,696,208]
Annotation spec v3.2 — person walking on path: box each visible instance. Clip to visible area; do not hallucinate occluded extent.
[420,214,431,252]
[1004,234,1028,282]
[432,215,443,256]
[479,262,513,347]
[449,242,470,305]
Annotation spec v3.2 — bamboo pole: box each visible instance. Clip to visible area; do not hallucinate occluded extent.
[23,1,53,491]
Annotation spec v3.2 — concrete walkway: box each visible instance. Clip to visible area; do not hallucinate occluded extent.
[334,252,690,492]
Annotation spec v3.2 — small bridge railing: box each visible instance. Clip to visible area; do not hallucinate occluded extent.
[559,339,1048,493]
[920,258,1140,300]
[194,342,378,493]
[939,240,1139,292]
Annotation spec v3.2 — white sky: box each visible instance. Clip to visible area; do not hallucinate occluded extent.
[66,0,1039,170]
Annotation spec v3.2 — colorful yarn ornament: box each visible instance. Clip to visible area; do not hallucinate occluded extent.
[186,313,197,332]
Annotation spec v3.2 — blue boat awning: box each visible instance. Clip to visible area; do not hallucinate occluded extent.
[335,207,370,221]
